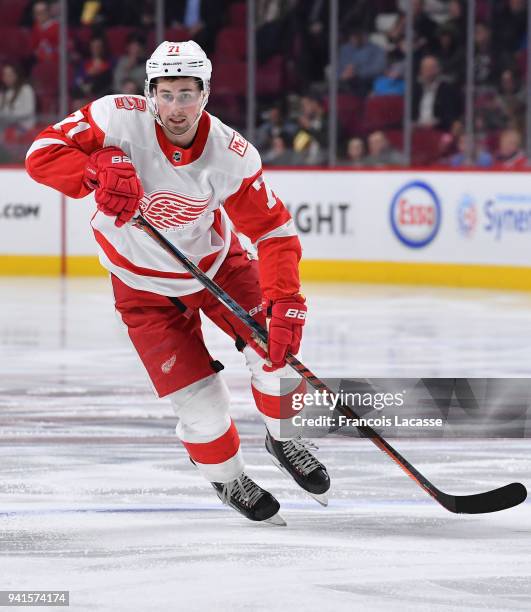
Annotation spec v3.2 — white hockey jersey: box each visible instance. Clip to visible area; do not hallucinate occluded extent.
[26,95,301,299]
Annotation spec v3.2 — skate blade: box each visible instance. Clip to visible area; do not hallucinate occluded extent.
[264,512,287,526]
[308,491,328,507]
[269,456,328,507]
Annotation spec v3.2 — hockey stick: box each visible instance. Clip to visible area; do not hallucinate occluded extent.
[133,215,527,514]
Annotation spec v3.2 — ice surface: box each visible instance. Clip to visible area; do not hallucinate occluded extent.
[1,279,530,611]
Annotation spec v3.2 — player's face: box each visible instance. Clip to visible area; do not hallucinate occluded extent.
[155,78,204,135]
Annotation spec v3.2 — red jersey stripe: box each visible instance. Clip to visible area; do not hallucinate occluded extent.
[93,226,221,279]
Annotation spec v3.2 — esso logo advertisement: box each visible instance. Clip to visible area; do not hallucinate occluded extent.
[457,194,477,237]
[390,181,441,248]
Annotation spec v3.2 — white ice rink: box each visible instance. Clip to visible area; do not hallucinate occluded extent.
[1,278,530,611]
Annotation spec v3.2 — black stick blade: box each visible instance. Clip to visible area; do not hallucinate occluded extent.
[439,482,527,514]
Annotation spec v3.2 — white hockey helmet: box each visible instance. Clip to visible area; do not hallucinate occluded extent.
[144,40,212,126]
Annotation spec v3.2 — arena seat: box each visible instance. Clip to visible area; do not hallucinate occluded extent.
[30,61,59,116]
[207,93,244,128]
[329,93,364,137]
[36,93,58,115]
[256,55,284,96]
[384,129,404,150]
[384,129,445,166]
[71,26,93,54]
[212,60,246,96]
[229,3,246,27]
[215,27,246,60]
[145,28,191,56]
[106,26,135,57]
[165,27,190,41]
[363,95,404,133]
[412,128,443,165]
[0,27,32,62]
[31,60,59,90]
[3,123,44,145]
[484,130,501,154]
[0,0,27,26]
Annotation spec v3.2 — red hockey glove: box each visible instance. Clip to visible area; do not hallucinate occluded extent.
[84,147,144,227]
[263,294,307,372]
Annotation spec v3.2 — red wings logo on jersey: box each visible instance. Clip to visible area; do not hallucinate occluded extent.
[139,190,212,230]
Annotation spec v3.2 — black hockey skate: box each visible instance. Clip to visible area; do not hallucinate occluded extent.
[211,473,286,526]
[265,432,330,506]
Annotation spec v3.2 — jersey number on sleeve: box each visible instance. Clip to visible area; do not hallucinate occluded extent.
[252,175,277,209]
[53,109,91,139]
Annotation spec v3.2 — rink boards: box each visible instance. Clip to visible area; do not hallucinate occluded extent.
[1,167,530,290]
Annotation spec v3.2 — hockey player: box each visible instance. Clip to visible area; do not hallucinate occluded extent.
[25,41,330,524]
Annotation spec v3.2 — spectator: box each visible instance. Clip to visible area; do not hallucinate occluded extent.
[412,55,460,131]
[0,64,36,131]
[30,1,59,64]
[295,0,328,86]
[138,0,156,29]
[445,0,466,43]
[493,0,528,55]
[166,0,225,54]
[497,69,525,132]
[338,28,387,95]
[372,57,405,96]
[66,0,144,26]
[495,128,527,169]
[346,137,366,167]
[364,131,404,167]
[73,36,113,100]
[475,91,507,133]
[449,134,493,168]
[113,34,146,93]
[79,0,103,25]
[295,94,328,151]
[255,104,297,152]
[474,22,498,92]
[416,0,451,22]
[341,1,377,33]
[256,0,298,64]
[80,0,150,27]
[23,0,83,26]
[435,24,464,85]
[292,129,325,165]
[388,0,438,57]
[297,0,381,88]
[477,68,526,134]
[262,134,302,166]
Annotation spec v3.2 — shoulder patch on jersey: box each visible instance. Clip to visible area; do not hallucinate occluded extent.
[114,96,147,112]
[228,131,248,157]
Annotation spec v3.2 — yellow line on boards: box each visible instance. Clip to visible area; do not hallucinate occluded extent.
[67,256,107,276]
[2,256,531,291]
[300,260,531,291]
[0,256,62,275]
[0,256,105,276]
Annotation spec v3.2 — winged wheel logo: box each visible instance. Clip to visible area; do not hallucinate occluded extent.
[139,191,212,230]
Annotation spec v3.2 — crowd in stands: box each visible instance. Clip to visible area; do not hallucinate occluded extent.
[255,0,529,167]
[0,0,528,168]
